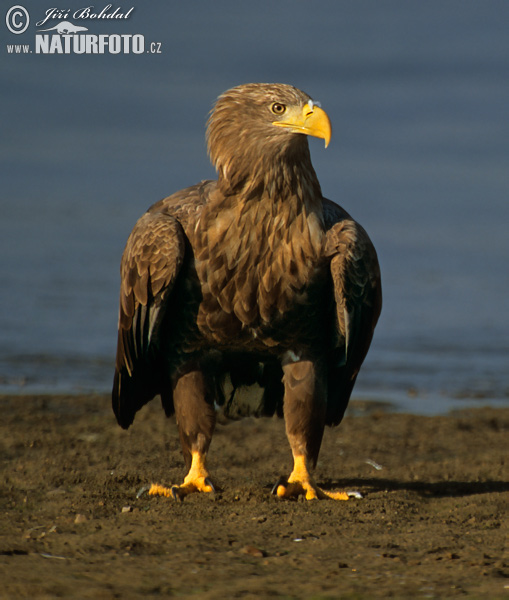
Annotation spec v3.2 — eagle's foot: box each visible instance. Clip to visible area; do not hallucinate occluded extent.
[272,455,349,501]
[170,476,215,501]
[272,478,349,501]
[147,478,215,501]
[148,450,215,501]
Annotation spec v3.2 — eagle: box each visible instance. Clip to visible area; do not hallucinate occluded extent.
[112,83,382,501]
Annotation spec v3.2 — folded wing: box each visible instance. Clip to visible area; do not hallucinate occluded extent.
[112,209,186,428]
[323,198,382,425]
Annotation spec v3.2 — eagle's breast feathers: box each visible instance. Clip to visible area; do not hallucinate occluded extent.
[186,185,327,347]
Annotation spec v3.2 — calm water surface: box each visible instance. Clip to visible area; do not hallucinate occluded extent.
[2,2,508,414]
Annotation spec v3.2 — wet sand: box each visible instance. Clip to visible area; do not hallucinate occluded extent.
[0,393,508,599]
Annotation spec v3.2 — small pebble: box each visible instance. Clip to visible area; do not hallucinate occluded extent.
[121,505,133,513]
[74,514,87,524]
[251,515,267,523]
[240,545,265,558]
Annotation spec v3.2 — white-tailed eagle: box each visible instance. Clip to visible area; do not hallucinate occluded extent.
[113,83,382,500]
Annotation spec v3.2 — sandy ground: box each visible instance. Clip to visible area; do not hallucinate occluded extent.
[0,393,508,599]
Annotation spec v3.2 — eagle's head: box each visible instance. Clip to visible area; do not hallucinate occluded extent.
[207,83,331,193]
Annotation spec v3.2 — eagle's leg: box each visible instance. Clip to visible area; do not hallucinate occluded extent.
[170,369,216,500]
[275,360,349,501]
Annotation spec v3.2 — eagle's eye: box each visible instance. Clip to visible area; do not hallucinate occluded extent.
[271,102,286,115]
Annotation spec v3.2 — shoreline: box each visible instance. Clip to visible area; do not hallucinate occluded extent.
[2,390,509,417]
[1,393,508,598]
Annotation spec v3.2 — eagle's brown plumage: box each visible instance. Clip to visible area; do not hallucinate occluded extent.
[113,83,382,500]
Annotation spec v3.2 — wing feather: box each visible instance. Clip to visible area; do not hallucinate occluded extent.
[323,198,382,424]
[113,208,186,428]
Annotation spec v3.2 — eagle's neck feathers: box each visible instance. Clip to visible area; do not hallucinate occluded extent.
[189,138,325,338]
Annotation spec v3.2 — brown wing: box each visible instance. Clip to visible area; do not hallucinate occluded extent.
[323,198,382,425]
[112,182,213,428]
[112,210,185,428]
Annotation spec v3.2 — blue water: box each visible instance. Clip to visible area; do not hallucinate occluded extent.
[2,1,508,414]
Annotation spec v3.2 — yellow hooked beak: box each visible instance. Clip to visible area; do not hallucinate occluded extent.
[272,102,332,148]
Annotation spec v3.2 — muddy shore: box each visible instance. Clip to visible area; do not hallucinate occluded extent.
[0,394,508,599]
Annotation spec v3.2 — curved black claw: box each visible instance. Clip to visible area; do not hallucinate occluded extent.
[170,485,184,502]
[204,478,216,494]
[169,479,216,501]
[271,477,288,495]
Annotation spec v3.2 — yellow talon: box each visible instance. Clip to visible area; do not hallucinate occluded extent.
[275,455,350,501]
[323,490,350,501]
[148,483,173,498]
[148,451,215,501]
